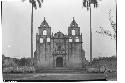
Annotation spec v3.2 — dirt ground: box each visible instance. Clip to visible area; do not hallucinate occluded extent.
[3,73,107,81]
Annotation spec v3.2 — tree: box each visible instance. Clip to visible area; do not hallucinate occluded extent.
[22,0,43,59]
[19,58,27,66]
[82,0,99,63]
[96,9,116,40]
[3,58,17,67]
[96,9,117,57]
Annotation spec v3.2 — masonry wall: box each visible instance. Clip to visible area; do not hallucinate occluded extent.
[35,37,85,69]
[36,42,54,69]
[66,42,83,68]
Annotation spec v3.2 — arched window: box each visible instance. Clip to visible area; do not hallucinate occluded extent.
[40,38,43,43]
[47,38,50,42]
[76,37,79,42]
[69,37,72,42]
[43,30,47,35]
[72,30,75,35]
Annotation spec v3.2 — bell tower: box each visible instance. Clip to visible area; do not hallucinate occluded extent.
[38,17,51,37]
[68,17,80,36]
[68,17,82,42]
[67,17,84,67]
[36,17,51,61]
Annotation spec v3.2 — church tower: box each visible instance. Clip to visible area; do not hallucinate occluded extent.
[67,17,84,68]
[34,17,53,68]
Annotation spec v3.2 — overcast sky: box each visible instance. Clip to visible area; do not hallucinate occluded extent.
[2,0,116,60]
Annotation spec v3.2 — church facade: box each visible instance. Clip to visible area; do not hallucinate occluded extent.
[34,17,86,69]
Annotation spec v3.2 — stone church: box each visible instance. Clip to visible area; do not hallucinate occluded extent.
[34,17,86,69]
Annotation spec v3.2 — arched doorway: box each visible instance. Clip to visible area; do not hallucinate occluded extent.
[56,57,63,67]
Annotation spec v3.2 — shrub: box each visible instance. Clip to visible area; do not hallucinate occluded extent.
[2,66,35,73]
[90,56,117,73]
[99,66,106,73]
[3,67,14,73]
[87,68,99,73]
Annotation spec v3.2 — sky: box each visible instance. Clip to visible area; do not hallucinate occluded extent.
[2,0,116,60]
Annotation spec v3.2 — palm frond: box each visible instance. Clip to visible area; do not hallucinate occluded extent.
[29,0,37,9]
[33,0,37,9]
[83,0,98,10]
[91,0,98,8]
[29,0,43,9]
[37,0,42,8]
[41,0,43,3]
[29,0,33,3]
[83,0,90,10]
[83,0,87,7]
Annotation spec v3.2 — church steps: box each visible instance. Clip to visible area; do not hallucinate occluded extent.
[35,68,86,73]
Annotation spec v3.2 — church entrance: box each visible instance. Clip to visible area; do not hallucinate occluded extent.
[56,57,63,67]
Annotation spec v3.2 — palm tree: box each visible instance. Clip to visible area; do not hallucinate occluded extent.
[23,0,43,59]
[83,0,98,63]
[1,1,2,24]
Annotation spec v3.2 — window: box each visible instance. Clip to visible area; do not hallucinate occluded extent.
[76,37,79,42]
[40,38,43,43]
[69,38,72,42]
[72,30,75,35]
[43,30,47,35]
[47,38,50,42]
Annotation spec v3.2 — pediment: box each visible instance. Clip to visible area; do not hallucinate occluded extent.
[54,31,64,38]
